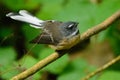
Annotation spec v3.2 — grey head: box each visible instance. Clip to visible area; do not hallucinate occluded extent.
[60,21,79,38]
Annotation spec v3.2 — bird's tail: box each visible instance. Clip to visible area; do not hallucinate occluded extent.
[6,10,44,29]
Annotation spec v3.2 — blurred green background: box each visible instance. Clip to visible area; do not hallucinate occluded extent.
[0,0,120,80]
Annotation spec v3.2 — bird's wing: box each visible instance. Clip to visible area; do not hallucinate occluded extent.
[30,32,58,45]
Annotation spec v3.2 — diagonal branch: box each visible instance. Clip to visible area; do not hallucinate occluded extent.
[81,56,120,80]
[11,10,120,80]
[80,10,120,41]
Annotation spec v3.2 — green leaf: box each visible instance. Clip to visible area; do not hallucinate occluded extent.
[98,71,120,80]
[38,0,63,19]
[0,47,16,65]
[1,65,20,80]
[19,55,38,68]
[104,19,120,55]
[58,58,97,80]
[0,47,17,79]
[22,25,40,42]
[38,47,55,59]
[2,0,41,10]
[58,71,83,80]
[0,27,12,38]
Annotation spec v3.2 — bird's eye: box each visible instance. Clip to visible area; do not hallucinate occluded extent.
[67,24,74,29]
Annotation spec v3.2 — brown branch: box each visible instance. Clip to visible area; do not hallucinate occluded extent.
[11,10,120,80]
[81,56,120,80]
[80,10,120,41]
[11,52,65,80]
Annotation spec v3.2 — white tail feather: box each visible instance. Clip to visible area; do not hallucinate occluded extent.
[6,10,44,29]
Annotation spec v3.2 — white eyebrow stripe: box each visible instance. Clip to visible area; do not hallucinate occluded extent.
[68,24,73,28]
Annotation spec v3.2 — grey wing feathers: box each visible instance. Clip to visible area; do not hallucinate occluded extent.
[30,32,57,45]
[6,10,44,29]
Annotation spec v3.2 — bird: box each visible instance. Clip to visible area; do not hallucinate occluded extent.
[6,10,80,50]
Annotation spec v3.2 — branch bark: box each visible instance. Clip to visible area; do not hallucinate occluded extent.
[80,10,120,41]
[81,56,120,80]
[11,10,120,80]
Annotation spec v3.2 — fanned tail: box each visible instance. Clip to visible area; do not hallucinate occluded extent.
[6,10,44,29]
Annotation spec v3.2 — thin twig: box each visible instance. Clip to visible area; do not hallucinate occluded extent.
[11,10,120,80]
[81,56,120,80]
